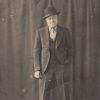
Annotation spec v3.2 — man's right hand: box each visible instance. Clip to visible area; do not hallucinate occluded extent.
[34,71,41,78]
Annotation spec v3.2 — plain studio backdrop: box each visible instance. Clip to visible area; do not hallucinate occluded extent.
[0,0,100,100]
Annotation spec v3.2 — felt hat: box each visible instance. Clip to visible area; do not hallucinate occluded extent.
[42,6,60,19]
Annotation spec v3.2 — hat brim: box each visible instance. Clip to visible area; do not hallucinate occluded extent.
[42,12,60,20]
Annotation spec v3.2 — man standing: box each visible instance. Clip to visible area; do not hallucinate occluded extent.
[33,5,72,100]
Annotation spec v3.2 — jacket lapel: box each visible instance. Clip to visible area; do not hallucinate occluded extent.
[55,26,63,48]
[43,26,49,48]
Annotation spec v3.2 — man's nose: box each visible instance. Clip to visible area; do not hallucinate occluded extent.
[50,19,54,22]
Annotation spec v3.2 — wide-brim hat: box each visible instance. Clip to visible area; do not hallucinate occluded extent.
[42,6,60,20]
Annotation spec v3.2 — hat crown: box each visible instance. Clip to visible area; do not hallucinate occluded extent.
[44,6,57,15]
[43,6,59,19]
[42,0,59,19]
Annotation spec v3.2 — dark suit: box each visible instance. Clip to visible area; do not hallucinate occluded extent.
[34,25,72,100]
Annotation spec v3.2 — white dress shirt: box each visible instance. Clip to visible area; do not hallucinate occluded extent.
[49,27,57,41]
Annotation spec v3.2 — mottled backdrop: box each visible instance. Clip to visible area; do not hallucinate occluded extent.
[0,0,100,100]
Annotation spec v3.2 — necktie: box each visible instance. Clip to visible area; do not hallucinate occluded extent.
[50,27,56,40]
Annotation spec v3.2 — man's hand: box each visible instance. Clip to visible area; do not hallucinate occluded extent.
[34,71,41,78]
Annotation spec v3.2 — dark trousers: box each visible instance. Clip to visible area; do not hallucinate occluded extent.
[39,63,72,100]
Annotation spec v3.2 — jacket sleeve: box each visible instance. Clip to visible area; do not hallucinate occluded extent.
[33,30,42,71]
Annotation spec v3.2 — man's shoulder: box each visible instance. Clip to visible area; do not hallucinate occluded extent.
[58,25,70,33]
[37,26,47,32]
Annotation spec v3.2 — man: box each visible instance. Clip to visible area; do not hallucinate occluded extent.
[33,6,72,100]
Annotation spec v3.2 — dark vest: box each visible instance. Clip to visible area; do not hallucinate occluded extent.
[48,34,60,68]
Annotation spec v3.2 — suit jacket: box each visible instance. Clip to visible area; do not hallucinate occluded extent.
[33,25,71,73]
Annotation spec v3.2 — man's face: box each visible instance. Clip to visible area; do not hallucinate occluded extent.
[45,15,58,28]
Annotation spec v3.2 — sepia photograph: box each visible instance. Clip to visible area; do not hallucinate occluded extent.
[0,0,100,100]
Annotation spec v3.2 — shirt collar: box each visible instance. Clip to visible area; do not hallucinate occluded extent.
[49,26,57,32]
